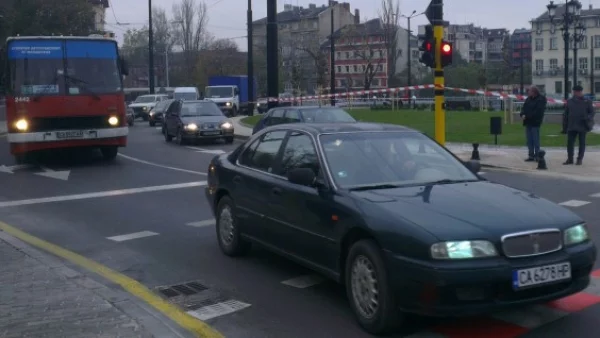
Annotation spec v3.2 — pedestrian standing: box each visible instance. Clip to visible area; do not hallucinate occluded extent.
[520,86,547,161]
[563,85,596,165]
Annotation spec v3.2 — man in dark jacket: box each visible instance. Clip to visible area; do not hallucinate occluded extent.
[520,86,547,161]
[564,85,596,165]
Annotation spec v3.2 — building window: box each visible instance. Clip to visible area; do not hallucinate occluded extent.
[550,58,558,69]
[535,38,544,51]
[594,35,600,48]
[550,37,558,50]
[595,82,600,93]
[345,65,349,72]
[535,59,544,71]
[579,36,588,49]
[595,18,600,27]
[595,57,600,69]
[336,52,341,59]
[337,66,341,73]
[579,57,588,70]
[555,81,562,94]
[353,65,357,72]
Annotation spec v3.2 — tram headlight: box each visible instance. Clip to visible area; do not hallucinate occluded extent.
[15,119,28,131]
[108,116,119,126]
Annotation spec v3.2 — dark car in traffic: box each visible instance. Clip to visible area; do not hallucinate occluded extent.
[252,106,357,134]
[163,100,234,145]
[148,99,172,126]
[205,122,596,335]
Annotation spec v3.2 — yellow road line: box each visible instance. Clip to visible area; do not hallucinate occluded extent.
[0,221,223,338]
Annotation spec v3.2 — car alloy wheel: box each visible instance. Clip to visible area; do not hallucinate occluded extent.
[219,205,235,246]
[351,255,379,319]
[215,196,251,256]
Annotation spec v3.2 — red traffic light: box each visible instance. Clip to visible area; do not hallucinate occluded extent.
[441,42,451,54]
[425,42,432,51]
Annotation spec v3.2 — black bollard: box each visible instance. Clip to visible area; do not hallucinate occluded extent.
[471,143,480,160]
[536,150,547,170]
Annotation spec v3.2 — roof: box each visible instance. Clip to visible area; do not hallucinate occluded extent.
[513,28,531,34]
[6,36,117,42]
[330,18,386,39]
[88,0,109,7]
[483,28,509,38]
[265,122,417,136]
[533,3,600,21]
[253,4,329,25]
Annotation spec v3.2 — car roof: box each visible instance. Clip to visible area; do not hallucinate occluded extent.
[182,100,215,104]
[264,122,418,136]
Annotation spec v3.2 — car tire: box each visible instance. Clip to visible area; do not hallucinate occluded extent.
[149,121,156,127]
[100,146,118,161]
[164,127,173,142]
[225,136,234,144]
[345,239,401,335]
[175,128,186,145]
[216,196,251,256]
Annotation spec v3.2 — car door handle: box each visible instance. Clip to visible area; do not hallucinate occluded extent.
[271,187,282,196]
[233,176,242,184]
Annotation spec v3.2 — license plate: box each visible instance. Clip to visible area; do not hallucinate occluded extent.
[512,262,571,289]
[56,130,84,139]
[202,131,220,136]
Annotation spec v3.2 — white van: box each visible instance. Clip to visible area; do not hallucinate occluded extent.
[173,87,199,101]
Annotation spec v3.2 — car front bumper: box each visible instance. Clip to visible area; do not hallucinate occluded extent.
[181,129,234,139]
[385,241,596,316]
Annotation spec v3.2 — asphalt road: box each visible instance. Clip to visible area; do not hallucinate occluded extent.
[1,121,600,338]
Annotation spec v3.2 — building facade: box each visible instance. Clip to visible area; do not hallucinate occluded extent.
[252,2,356,94]
[88,0,109,32]
[511,28,532,68]
[531,4,600,95]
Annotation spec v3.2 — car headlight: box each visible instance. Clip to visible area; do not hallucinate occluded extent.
[256,103,261,107]
[431,240,498,259]
[221,122,233,129]
[185,123,198,131]
[15,119,28,131]
[225,102,231,106]
[149,111,154,116]
[142,106,148,111]
[564,224,589,246]
[108,116,119,126]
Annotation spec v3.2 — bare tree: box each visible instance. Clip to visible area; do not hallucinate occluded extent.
[153,7,175,54]
[379,0,401,86]
[294,33,329,90]
[171,0,211,81]
[199,38,245,76]
[341,21,386,90]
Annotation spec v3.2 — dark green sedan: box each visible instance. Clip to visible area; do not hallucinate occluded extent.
[204,122,596,335]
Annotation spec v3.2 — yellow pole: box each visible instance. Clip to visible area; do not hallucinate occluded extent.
[433,24,445,145]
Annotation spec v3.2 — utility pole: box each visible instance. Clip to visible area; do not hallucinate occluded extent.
[266,0,278,109]
[148,0,155,94]
[165,50,170,87]
[330,2,336,106]
[247,0,254,115]
[591,35,595,96]
[520,49,524,95]
[407,16,412,88]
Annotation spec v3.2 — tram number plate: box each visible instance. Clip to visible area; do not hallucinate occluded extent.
[56,131,84,139]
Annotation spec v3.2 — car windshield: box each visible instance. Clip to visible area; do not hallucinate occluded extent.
[8,39,122,96]
[135,95,157,103]
[319,131,478,189]
[206,87,233,98]
[181,102,224,117]
[301,108,356,123]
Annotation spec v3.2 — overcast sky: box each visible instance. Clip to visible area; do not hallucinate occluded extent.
[105,0,600,49]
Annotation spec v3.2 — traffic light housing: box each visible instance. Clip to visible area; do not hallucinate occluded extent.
[440,40,453,68]
[419,25,435,68]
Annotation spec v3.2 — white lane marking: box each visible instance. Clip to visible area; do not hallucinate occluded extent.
[35,166,70,180]
[186,146,226,155]
[281,274,325,288]
[0,181,207,208]
[107,231,159,242]
[186,219,215,227]
[118,153,207,175]
[156,127,162,130]
[559,200,591,207]
[477,171,486,175]
[187,300,251,321]
[0,164,32,174]
[591,193,600,198]
[490,304,568,329]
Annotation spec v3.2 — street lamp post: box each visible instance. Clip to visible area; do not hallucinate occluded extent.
[148,0,155,94]
[401,10,419,89]
[547,0,583,101]
[571,21,586,88]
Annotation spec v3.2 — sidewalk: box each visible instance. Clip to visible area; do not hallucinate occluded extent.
[231,116,600,179]
[0,230,183,337]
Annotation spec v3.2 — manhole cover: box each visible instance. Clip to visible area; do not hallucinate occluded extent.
[156,280,209,298]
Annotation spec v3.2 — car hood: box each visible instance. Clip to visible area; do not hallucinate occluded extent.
[129,102,156,108]
[180,116,227,124]
[352,181,580,241]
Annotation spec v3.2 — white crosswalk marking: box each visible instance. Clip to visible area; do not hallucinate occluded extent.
[590,192,600,198]
[186,219,215,227]
[106,231,159,242]
[558,200,591,207]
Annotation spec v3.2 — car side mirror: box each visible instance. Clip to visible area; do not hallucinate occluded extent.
[287,167,316,186]
[464,160,481,174]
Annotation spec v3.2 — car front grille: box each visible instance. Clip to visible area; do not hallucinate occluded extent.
[26,116,113,132]
[132,107,146,114]
[201,123,219,129]
[502,230,562,258]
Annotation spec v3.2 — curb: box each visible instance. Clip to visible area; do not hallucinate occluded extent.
[0,228,195,338]
[234,134,250,140]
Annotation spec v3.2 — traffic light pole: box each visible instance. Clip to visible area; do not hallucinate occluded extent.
[433,24,445,146]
